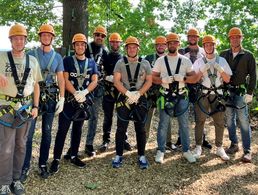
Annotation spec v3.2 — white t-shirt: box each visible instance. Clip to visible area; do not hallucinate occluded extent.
[0,51,43,97]
[153,54,193,89]
[193,56,232,94]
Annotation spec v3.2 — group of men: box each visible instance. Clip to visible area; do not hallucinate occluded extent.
[0,22,256,195]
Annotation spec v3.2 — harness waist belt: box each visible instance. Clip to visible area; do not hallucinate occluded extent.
[0,95,32,102]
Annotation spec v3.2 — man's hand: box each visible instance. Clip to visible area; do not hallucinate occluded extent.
[31,108,38,119]
[162,76,174,84]
[55,97,65,115]
[0,74,8,88]
[243,94,253,104]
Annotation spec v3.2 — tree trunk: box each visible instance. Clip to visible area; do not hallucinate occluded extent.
[62,0,88,56]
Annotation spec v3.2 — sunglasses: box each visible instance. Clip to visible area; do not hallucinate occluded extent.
[95,33,106,38]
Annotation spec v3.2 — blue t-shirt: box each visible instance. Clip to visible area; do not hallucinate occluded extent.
[63,56,98,90]
[27,48,64,83]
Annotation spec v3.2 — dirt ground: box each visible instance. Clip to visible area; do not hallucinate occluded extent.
[24,110,258,195]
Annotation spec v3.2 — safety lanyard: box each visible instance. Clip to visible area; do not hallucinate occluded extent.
[123,56,142,91]
[202,56,219,87]
[151,54,157,68]
[34,49,56,81]
[88,43,103,64]
[164,55,182,92]
[72,55,89,89]
[7,51,31,98]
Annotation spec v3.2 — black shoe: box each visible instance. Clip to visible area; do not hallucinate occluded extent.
[38,166,49,179]
[165,142,177,151]
[70,157,86,168]
[49,159,60,174]
[63,148,71,160]
[20,168,30,184]
[85,145,96,157]
[175,137,181,147]
[99,142,109,153]
[10,180,25,195]
[124,142,132,151]
[202,140,212,149]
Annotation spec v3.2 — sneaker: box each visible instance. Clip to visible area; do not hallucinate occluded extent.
[216,147,230,161]
[241,152,252,163]
[183,150,196,163]
[0,185,11,195]
[63,148,71,160]
[175,137,182,147]
[138,156,149,169]
[10,180,25,195]
[226,143,239,154]
[70,157,86,168]
[193,145,202,159]
[99,142,109,153]
[112,155,123,168]
[165,142,177,151]
[49,159,60,174]
[85,145,96,157]
[155,150,164,164]
[124,142,132,151]
[38,165,49,179]
[20,168,29,184]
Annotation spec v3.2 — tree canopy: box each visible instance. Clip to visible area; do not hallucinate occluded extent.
[0,0,257,57]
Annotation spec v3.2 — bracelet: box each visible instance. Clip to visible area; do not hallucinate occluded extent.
[183,76,187,81]
[33,105,39,109]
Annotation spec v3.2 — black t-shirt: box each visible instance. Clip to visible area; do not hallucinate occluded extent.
[104,51,123,75]
[145,53,160,68]
[63,56,98,91]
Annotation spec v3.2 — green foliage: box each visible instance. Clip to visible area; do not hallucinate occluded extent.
[0,0,57,42]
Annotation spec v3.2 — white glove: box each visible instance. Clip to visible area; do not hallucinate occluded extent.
[173,74,185,82]
[162,76,174,84]
[243,94,253,104]
[214,63,224,73]
[132,91,141,103]
[125,90,134,100]
[73,91,86,102]
[55,97,65,115]
[105,75,114,83]
[126,97,135,105]
[200,63,210,73]
[77,96,86,103]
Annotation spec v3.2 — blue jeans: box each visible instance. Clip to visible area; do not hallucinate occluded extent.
[157,99,190,152]
[225,93,251,153]
[23,100,55,169]
[85,96,102,146]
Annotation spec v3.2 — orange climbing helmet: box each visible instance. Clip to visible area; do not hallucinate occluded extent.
[93,25,107,36]
[109,32,122,42]
[155,36,167,44]
[202,35,216,45]
[72,33,87,44]
[187,28,200,37]
[228,27,243,37]
[38,24,55,36]
[166,33,180,43]
[125,36,139,46]
[9,23,27,38]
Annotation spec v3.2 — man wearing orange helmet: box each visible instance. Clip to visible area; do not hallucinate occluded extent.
[112,36,152,169]
[99,32,131,152]
[153,33,197,164]
[144,36,175,150]
[220,27,257,162]
[84,25,109,157]
[192,35,232,161]
[177,28,212,150]
[49,33,98,174]
[0,23,42,195]
[21,24,65,181]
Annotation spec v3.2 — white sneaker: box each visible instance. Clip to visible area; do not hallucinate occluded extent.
[216,147,230,161]
[193,145,202,159]
[155,150,164,164]
[183,150,196,163]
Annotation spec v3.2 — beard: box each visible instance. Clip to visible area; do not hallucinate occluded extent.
[168,48,176,54]
[189,41,197,46]
[156,50,165,55]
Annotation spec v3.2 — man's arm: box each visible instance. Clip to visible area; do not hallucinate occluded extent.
[56,71,65,98]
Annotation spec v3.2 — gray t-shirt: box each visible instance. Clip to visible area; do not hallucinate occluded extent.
[114,57,152,90]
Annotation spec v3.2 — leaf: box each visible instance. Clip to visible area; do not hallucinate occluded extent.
[85,183,98,190]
